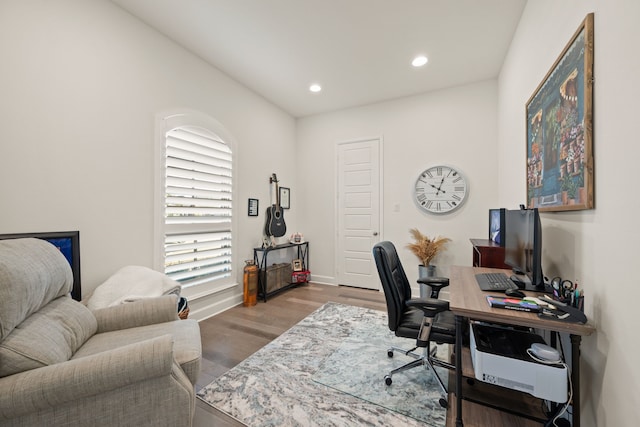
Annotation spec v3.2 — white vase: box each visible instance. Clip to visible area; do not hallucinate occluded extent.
[418,264,436,298]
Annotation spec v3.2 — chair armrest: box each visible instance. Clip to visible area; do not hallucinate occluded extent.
[93,295,179,333]
[0,334,174,420]
[416,276,450,297]
[407,298,450,317]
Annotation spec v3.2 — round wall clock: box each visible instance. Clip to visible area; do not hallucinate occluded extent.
[414,165,468,214]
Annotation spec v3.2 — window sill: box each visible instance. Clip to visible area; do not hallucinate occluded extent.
[181,281,238,302]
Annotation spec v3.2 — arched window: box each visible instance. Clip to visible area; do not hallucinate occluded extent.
[155,112,235,294]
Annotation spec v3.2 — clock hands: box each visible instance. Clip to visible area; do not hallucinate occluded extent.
[433,176,447,196]
[421,174,452,197]
[425,180,448,196]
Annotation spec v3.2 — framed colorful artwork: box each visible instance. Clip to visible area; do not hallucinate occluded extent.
[526,13,594,212]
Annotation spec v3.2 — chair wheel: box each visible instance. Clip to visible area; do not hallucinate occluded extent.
[439,397,448,408]
[384,375,392,386]
[387,350,394,358]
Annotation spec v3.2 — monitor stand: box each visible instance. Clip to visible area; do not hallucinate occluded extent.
[512,274,553,294]
[527,283,553,294]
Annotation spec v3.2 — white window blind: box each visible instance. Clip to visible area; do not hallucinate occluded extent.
[164,126,233,288]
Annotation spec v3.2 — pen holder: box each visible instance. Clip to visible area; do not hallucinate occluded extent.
[552,292,584,312]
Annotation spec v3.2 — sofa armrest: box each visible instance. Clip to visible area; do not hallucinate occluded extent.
[0,334,175,420]
[93,295,179,333]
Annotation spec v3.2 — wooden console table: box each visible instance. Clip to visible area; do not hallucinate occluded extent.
[253,241,309,302]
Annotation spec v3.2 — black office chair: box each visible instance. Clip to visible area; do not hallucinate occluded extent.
[373,241,456,408]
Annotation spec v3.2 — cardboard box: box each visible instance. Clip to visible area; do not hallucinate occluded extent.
[265,263,293,293]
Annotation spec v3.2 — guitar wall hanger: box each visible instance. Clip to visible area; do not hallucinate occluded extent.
[264,173,287,238]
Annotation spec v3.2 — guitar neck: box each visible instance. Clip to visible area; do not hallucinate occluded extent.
[271,173,281,212]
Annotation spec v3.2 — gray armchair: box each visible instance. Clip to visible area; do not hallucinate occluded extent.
[0,238,201,427]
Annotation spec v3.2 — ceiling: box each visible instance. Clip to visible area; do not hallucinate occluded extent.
[110,0,527,118]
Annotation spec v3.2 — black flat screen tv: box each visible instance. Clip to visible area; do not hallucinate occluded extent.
[503,208,546,291]
[0,231,81,301]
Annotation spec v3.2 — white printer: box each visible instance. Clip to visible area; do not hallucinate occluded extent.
[470,323,568,403]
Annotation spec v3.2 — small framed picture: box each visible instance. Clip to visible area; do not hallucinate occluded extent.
[248,198,259,216]
[279,187,290,209]
[292,258,303,271]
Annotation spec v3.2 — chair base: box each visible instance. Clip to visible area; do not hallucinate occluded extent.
[385,344,453,408]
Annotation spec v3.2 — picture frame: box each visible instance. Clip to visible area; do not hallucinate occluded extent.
[0,231,82,301]
[279,187,290,209]
[292,258,303,272]
[526,13,594,212]
[248,198,259,216]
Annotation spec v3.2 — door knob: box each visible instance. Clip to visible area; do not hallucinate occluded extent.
[373,232,378,236]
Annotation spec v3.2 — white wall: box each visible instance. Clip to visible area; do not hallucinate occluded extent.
[499,1,640,425]
[0,0,297,315]
[297,80,499,287]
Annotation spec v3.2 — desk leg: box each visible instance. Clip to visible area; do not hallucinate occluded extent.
[571,334,582,427]
[455,315,464,427]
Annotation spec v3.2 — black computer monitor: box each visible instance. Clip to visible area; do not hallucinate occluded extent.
[504,208,545,290]
[489,208,505,246]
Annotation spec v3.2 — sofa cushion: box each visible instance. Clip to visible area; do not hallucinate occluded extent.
[0,297,97,377]
[0,238,74,340]
[72,319,201,385]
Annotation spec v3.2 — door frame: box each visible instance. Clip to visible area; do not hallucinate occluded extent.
[334,136,384,288]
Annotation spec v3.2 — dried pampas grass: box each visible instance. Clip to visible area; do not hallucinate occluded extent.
[406,228,451,266]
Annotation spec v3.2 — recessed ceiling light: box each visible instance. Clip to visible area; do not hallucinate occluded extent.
[412,55,428,67]
[309,83,322,93]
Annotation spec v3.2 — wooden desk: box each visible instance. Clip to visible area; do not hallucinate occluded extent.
[448,265,595,427]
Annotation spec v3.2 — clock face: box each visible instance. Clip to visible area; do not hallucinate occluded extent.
[414,165,468,214]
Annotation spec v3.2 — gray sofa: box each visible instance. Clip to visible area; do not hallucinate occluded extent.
[0,238,202,426]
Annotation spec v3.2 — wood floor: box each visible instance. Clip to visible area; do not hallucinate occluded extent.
[193,282,387,427]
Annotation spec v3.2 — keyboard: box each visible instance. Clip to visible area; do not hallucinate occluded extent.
[475,272,519,291]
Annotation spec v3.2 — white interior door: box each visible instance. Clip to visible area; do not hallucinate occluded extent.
[336,139,381,290]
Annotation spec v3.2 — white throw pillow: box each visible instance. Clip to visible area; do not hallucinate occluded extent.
[86,266,181,310]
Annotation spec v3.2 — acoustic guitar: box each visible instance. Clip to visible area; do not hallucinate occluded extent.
[264,173,287,237]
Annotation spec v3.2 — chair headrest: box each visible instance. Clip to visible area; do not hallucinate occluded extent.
[0,238,73,340]
[374,241,398,267]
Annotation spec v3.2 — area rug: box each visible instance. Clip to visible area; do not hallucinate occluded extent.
[197,302,447,427]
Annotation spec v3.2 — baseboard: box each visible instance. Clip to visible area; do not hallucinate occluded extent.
[187,285,243,321]
[310,274,335,285]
